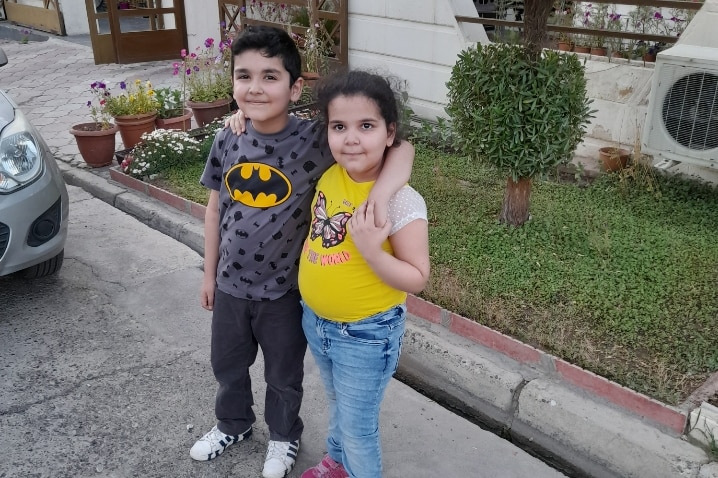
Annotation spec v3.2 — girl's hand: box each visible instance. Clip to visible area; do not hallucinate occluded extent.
[224,109,247,135]
[348,201,392,258]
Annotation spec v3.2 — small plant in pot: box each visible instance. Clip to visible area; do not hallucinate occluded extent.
[69,81,118,168]
[176,38,233,127]
[154,87,193,131]
[105,79,160,149]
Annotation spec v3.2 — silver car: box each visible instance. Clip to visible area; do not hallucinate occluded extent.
[0,48,68,278]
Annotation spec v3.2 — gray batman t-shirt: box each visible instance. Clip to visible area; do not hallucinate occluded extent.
[200,115,333,300]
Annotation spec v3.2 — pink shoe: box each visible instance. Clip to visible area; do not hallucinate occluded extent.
[300,454,349,478]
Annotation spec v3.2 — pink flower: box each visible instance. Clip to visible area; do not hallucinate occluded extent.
[180,48,187,58]
[205,38,215,48]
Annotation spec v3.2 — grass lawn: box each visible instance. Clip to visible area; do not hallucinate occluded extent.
[148,140,718,405]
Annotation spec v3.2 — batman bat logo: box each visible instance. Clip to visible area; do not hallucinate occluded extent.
[225,163,291,208]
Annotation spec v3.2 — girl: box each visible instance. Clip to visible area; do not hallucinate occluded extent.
[298,71,430,478]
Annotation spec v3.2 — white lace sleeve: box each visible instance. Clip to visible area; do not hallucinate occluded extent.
[388,185,427,235]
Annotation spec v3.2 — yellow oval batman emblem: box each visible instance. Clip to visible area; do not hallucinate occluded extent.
[224,163,292,208]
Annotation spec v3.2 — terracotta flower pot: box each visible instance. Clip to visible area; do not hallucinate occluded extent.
[574,45,591,54]
[187,98,232,127]
[557,41,573,52]
[113,112,157,149]
[155,108,193,131]
[598,147,631,172]
[69,122,119,168]
[643,53,657,63]
[301,71,321,90]
[590,47,607,57]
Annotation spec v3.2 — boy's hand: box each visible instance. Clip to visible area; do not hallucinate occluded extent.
[348,201,391,259]
[200,278,216,311]
[224,109,247,136]
[366,190,390,228]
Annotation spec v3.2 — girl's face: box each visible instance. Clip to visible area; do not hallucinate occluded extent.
[326,95,396,183]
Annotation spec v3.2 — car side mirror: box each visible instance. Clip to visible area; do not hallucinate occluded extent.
[0,48,7,68]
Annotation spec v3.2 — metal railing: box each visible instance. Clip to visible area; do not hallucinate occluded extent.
[457,0,703,49]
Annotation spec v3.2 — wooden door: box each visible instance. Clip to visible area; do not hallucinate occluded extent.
[85,0,187,64]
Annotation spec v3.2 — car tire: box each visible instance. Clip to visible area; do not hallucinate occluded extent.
[20,249,64,278]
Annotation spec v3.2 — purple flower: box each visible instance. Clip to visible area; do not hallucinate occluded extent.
[205,38,215,48]
[98,82,106,89]
[654,11,663,20]
[220,21,226,28]
[240,6,246,13]
[120,81,127,90]
[186,68,192,75]
[90,81,98,89]
[87,101,92,107]
[193,65,200,72]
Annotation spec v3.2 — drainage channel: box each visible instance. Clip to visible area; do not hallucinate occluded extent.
[394,369,592,478]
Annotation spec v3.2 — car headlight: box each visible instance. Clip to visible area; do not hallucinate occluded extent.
[0,115,44,193]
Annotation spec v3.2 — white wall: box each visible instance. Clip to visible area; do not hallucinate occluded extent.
[348,0,661,148]
[347,0,488,121]
[184,1,222,51]
[59,0,90,36]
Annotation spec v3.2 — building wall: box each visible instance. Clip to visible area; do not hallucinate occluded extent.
[348,0,659,148]
[184,1,221,51]
[60,1,90,36]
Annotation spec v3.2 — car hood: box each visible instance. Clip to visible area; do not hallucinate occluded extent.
[0,90,16,131]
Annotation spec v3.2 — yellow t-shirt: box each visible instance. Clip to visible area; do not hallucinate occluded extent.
[298,165,407,322]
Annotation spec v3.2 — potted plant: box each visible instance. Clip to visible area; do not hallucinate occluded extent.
[69,81,119,168]
[551,0,575,52]
[446,43,593,225]
[557,32,574,51]
[177,37,233,127]
[154,87,193,131]
[291,3,335,88]
[599,146,632,172]
[105,79,159,149]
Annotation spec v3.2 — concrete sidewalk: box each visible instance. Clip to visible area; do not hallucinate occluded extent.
[1,31,716,477]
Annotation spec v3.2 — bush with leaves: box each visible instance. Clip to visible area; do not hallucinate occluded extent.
[445,43,593,225]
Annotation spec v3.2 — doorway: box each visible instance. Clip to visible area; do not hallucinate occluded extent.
[84,0,187,64]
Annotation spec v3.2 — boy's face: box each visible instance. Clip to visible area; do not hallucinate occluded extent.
[232,50,303,135]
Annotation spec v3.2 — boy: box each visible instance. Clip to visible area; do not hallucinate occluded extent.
[191,26,414,478]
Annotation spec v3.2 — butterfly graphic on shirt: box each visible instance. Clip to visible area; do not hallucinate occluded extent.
[310,191,352,249]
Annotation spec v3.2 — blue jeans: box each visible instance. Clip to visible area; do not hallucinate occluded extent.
[302,302,406,478]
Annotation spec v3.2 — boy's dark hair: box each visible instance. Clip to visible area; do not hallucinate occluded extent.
[315,70,405,146]
[230,26,302,86]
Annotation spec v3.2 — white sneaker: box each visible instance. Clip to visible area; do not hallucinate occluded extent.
[189,424,252,461]
[262,439,300,478]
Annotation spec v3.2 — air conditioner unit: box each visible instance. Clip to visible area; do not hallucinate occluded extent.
[642,0,718,170]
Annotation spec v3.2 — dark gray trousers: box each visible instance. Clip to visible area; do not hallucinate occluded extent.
[211,288,305,441]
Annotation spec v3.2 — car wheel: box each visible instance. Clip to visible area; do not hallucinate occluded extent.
[20,249,64,278]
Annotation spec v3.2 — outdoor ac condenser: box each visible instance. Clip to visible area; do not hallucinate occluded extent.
[642,0,718,169]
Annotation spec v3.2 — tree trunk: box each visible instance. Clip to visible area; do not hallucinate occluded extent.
[499,177,532,226]
[522,0,555,58]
